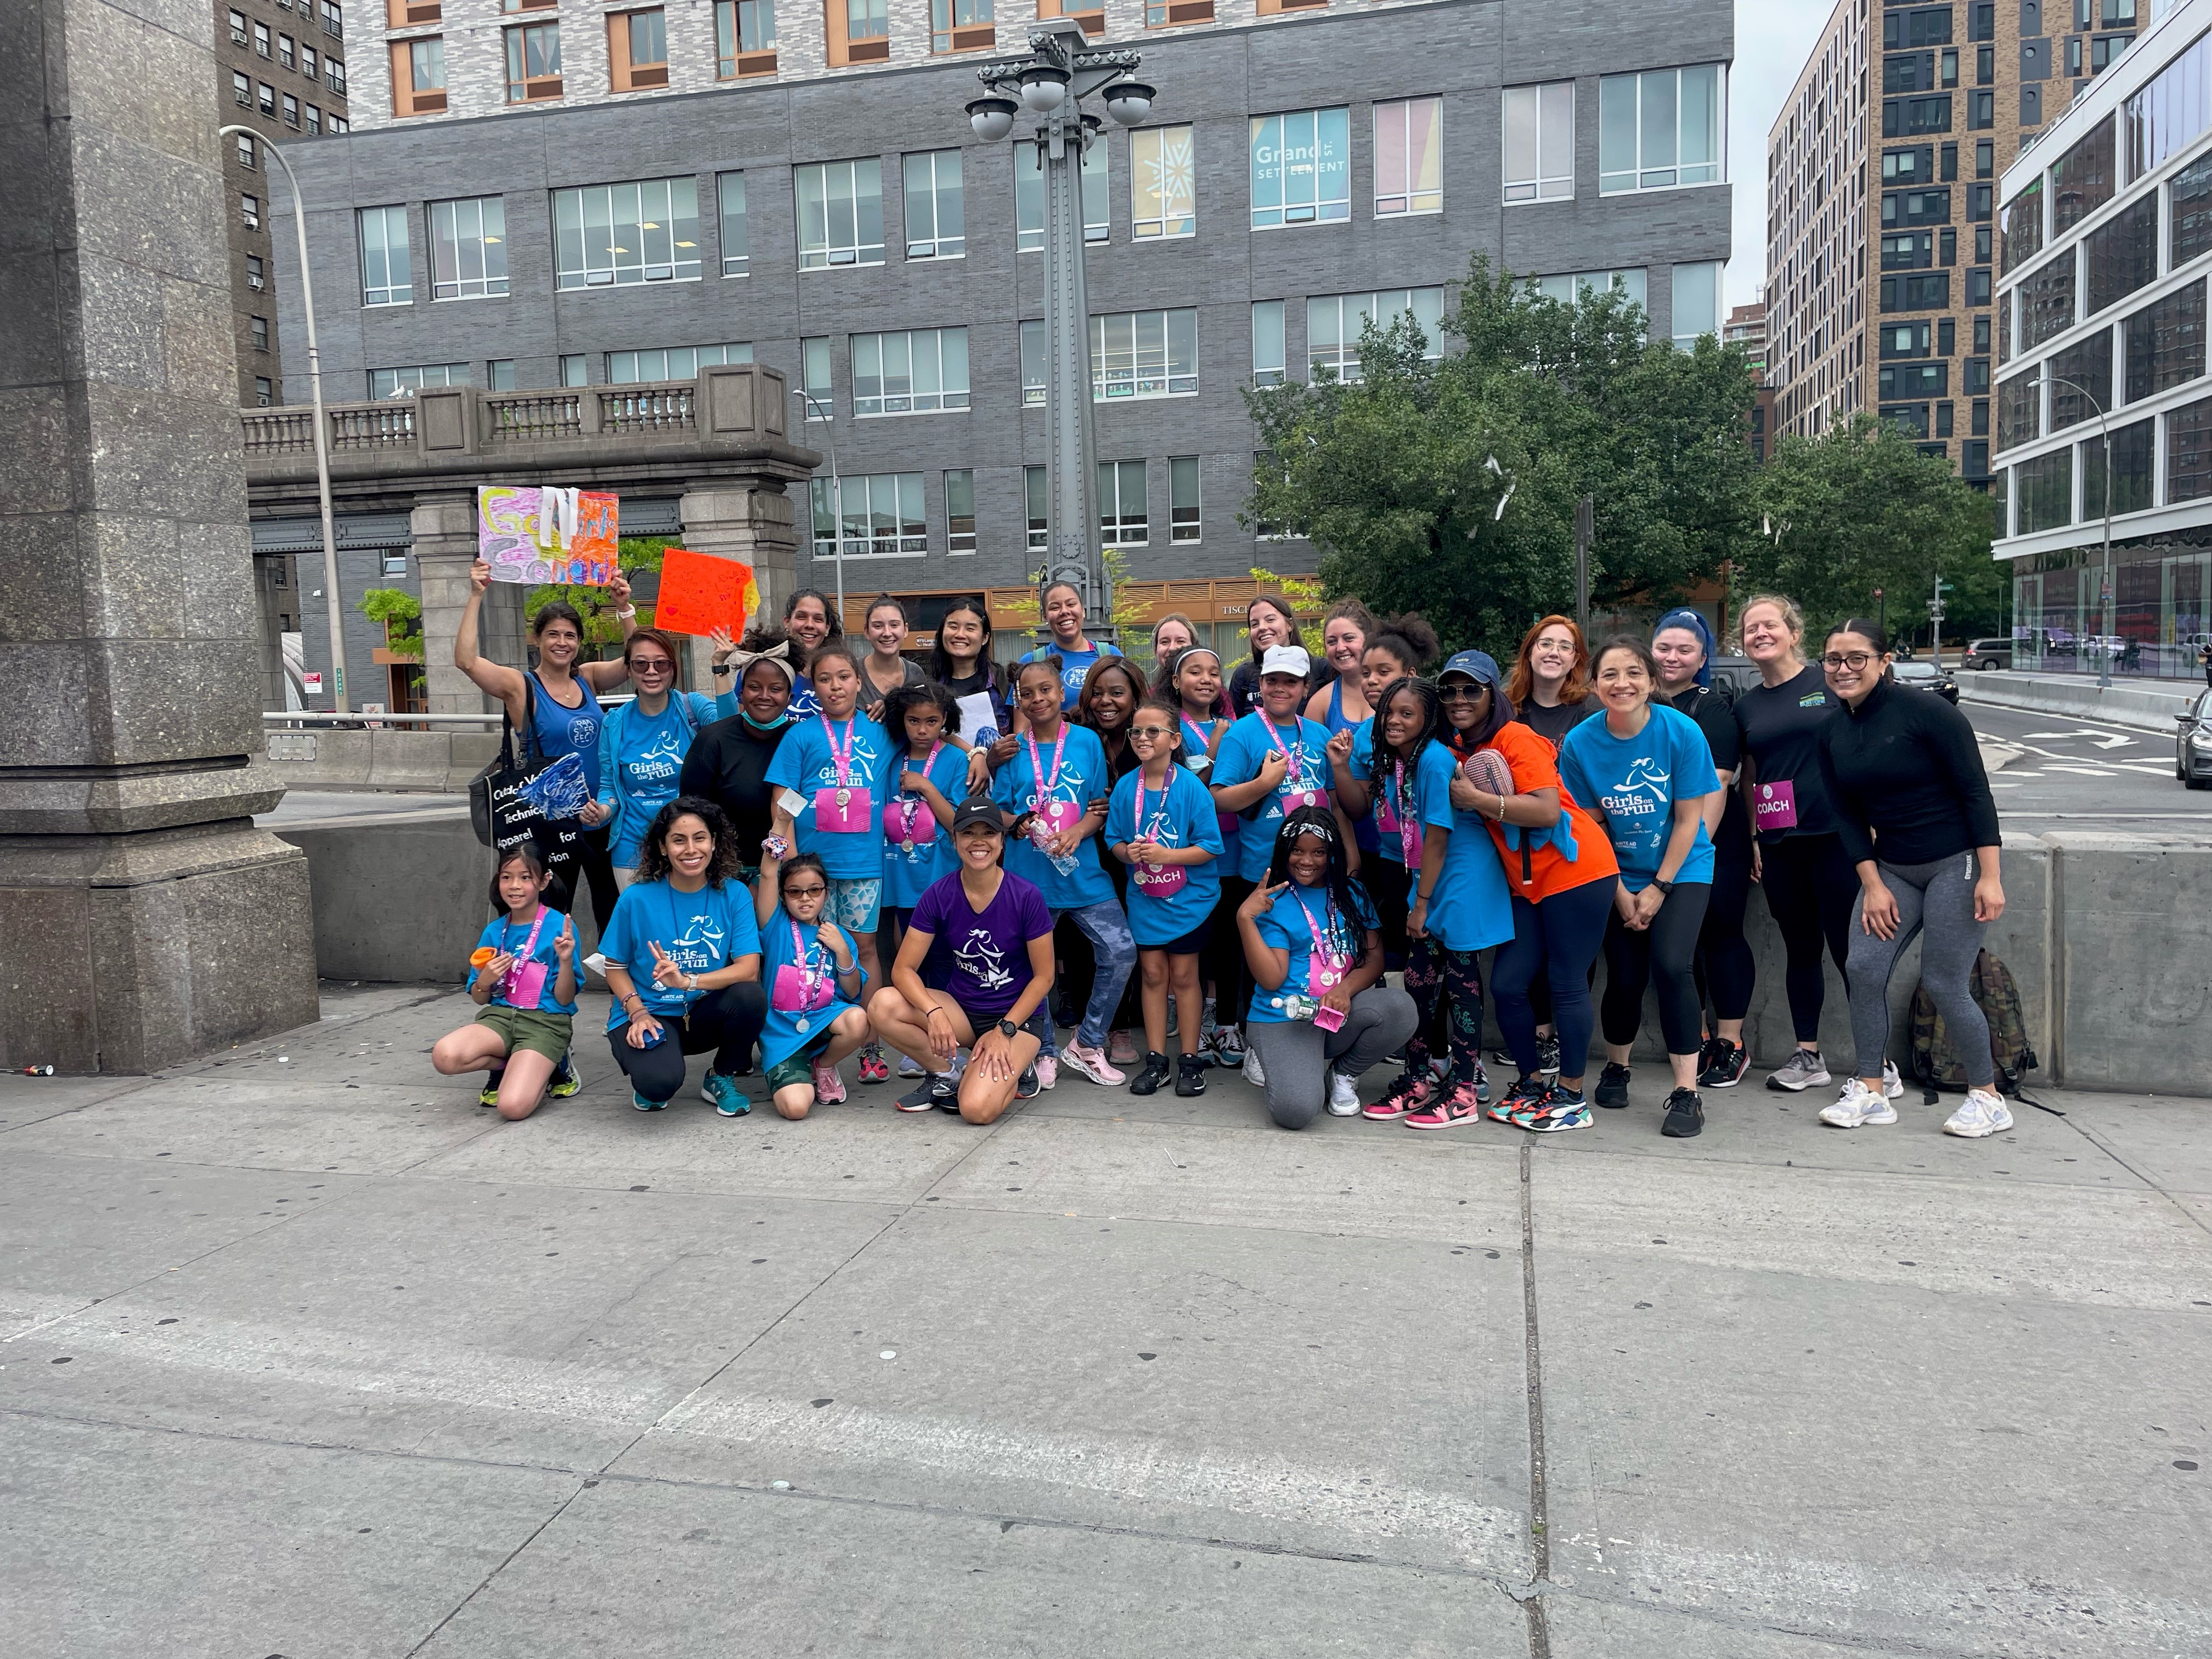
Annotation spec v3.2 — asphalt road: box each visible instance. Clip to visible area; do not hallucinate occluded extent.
[1960,699,2212,834]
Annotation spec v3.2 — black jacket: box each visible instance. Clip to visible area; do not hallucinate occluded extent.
[1819,674,2001,867]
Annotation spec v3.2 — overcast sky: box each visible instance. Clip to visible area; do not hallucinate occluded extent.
[1728,0,1838,308]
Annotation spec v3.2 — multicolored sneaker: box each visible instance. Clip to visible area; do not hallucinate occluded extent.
[857,1047,891,1086]
[1699,1039,1749,1090]
[1403,1079,1487,1130]
[1486,1074,1549,1124]
[896,1074,958,1113]
[812,1059,848,1105]
[478,1071,504,1108]
[1175,1054,1208,1097]
[1511,1083,1592,1133]
[548,1055,581,1098]
[1033,1054,1058,1091]
[1766,1048,1831,1092]
[1361,1071,1436,1121]
[1943,1088,2013,1138]
[1537,1034,1562,1076]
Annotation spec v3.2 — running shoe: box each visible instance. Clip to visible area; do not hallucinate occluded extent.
[1765,1048,1831,1092]
[1241,1043,1267,1090]
[1034,1055,1058,1091]
[1015,1066,1041,1100]
[1537,1034,1562,1077]
[1818,1077,1897,1128]
[1699,1039,1749,1090]
[857,1047,891,1086]
[548,1055,580,1098]
[1361,1070,1435,1121]
[1486,1073,1550,1124]
[1062,1039,1126,1086]
[1881,1059,1905,1101]
[1175,1054,1208,1097]
[631,1092,666,1112]
[896,1052,925,1080]
[1325,1068,1361,1116]
[1212,1025,1245,1066]
[1128,1052,1172,1097]
[811,1059,848,1105]
[1943,1088,2014,1138]
[896,1074,957,1113]
[1403,1079,1486,1130]
[1594,1062,1632,1110]
[700,1070,749,1118]
[1109,1028,1143,1068]
[1511,1083,1592,1133]
[478,1071,504,1108]
[1661,1086,1705,1138]
[1465,1060,1491,1105]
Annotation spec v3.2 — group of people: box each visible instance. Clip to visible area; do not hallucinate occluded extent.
[431,567,2016,1142]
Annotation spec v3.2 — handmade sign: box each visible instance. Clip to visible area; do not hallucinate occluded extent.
[653,546,761,637]
[477,485,620,585]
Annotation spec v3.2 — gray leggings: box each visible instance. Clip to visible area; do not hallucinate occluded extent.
[1846,851,1993,1087]
[1245,986,1419,1130]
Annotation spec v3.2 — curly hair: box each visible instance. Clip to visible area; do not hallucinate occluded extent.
[1364,612,1439,674]
[1503,615,1591,710]
[634,795,744,888]
[1363,675,1443,814]
[883,678,960,738]
[1263,804,1370,973]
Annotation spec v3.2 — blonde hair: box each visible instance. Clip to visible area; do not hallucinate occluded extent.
[1736,592,1805,648]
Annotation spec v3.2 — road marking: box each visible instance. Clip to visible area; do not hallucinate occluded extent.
[2042,764,2120,776]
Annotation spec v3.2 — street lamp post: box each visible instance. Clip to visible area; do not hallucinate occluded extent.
[2031,370,2115,690]
[967,24,1154,637]
[791,386,844,622]
[221,127,347,712]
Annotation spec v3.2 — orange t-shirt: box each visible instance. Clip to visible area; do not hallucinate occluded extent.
[1477,721,1619,902]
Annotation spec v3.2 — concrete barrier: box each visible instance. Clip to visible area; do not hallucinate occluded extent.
[263,727,504,793]
[1957,672,2197,735]
[274,812,490,983]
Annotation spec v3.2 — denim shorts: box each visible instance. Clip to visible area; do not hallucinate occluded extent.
[827,876,883,935]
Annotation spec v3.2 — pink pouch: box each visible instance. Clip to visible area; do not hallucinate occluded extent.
[1132,859,1187,898]
[1312,1002,1347,1032]
[505,961,548,1008]
[1754,779,1799,832]
[884,797,936,845]
[772,963,836,1014]
[814,787,871,833]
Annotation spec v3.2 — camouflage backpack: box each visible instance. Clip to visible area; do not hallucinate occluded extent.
[1909,950,2054,1111]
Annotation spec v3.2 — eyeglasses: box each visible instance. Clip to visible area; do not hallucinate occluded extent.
[631,658,674,674]
[1129,724,1176,740]
[1821,652,1875,670]
[1438,684,1486,701]
[783,883,827,899]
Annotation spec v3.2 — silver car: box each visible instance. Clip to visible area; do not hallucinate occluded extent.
[2177,689,2212,789]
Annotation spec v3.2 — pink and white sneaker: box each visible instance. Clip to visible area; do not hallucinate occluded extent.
[1403,1080,1487,1130]
[1059,1040,1126,1086]
[811,1059,848,1104]
[1034,1055,1058,1091]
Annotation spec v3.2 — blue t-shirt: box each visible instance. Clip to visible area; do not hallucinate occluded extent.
[1558,703,1720,893]
[1323,682,1380,854]
[757,904,865,1068]
[597,692,722,865]
[1348,726,1457,867]
[765,711,895,879]
[1426,779,1516,955]
[1104,765,1225,946]
[468,907,578,1015]
[597,877,763,1031]
[1020,639,1123,709]
[1180,713,1239,857]
[528,673,605,798]
[1211,712,1335,884]
[989,720,1116,909]
[879,741,973,910]
[1248,878,1379,1025]
[787,674,820,719]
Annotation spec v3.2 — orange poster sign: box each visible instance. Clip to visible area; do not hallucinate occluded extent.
[652,548,761,637]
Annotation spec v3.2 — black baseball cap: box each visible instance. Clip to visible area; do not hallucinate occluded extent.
[951,795,1005,835]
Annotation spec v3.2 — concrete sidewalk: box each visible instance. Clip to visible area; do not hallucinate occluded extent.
[3,986,2208,1658]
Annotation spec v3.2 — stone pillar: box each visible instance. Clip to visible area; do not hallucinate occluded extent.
[0,0,318,1071]
[678,475,805,684]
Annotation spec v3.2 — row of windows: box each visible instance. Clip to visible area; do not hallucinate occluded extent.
[2002,153,2212,364]
[230,86,349,137]
[1880,268,1994,311]
[1997,275,2209,450]
[2002,391,2212,536]
[804,458,1206,562]
[230,7,345,75]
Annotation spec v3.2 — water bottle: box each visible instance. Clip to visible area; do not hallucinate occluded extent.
[1029,817,1079,877]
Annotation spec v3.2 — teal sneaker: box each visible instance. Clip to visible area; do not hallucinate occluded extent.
[701,1070,749,1117]
[632,1092,667,1112]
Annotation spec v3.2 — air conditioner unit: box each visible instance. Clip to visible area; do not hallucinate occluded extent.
[230,27,248,45]
[244,211,261,229]
[247,272,266,289]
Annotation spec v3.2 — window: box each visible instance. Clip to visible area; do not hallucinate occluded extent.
[853,328,969,415]
[795,159,885,268]
[1884,95,1951,136]
[2015,448,2072,531]
[386,0,441,21]
[1671,262,1722,348]
[1941,226,1958,264]
[430,197,508,300]
[1253,299,1285,385]
[251,315,269,352]
[1020,319,1046,405]
[1971,1,1994,40]
[370,363,470,398]
[2167,393,2212,501]
[553,178,702,288]
[1017,139,1107,249]
[2050,116,2115,236]
[303,47,319,81]
[328,59,346,95]
[2172,152,2212,267]
[1967,267,1991,306]
[1975,224,1991,261]
[1501,81,1572,204]
[2124,279,2205,402]
[1884,7,1953,47]
[946,470,977,552]
[2085,196,2155,317]
[932,0,993,52]
[610,9,668,90]
[1973,400,1990,436]
[255,20,272,55]
[1880,272,1951,310]
[1147,0,1212,21]
[1092,309,1198,398]
[1938,403,1955,438]
[1976,140,1993,178]
[236,133,256,168]
[1131,125,1195,239]
[2017,254,2076,349]
[1097,460,1148,546]
[828,0,890,66]
[716,0,777,75]
[718,173,749,275]
[330,116,349,133]
[2049,330,2115,430]
[1170,456,1200,543]
[1967,357,1991,392]
[1884,53,1937,93]
[560,354,589,387]
[1941,144,1959,182]
[229,9,247,46]
[1375,95,1443,215]
[321,1,343,37]
[241,193,261,229]
[505,22,562,101]
[232,71,251,108]
[1882,188,1950,227]
[607,344,752,382]
[904,150,964,258]
[1880,363,1949,398]
[1940,316,1958,355]
[489,360,516,391]
[813,473,926,558]
[1883,231,1934,269]
[2083,417,2154,518]
[246,255,266,291]
[1881,321,1933,358]
[305,105,321,135]
[1041,0,1105,30]
[358,206,411,305]
[2090,34,2131,75]
[1974,317,1992,353]
[1882,146,1933,184]
[1026,465,1049,550]
[1533,268,1650,314]
[802,337,832,416]
[2126,29,2210,178]
[1308,288,1444,379]
[1249,106,1351,228]
[1969,88,1994,128]
[255,377,273,407]
[390,35,446,114]
[283,93,300,127]
[279,32,296,67]
[1968,183,1993,221]
[1599,64,1723,194]
[259,81,276,115]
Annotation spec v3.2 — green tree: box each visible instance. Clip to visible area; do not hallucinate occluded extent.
[526,535,673,657]
[1748,413,2001,648]
[1243,256,1760,657]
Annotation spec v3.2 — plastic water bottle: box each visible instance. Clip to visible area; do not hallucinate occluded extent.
[1029,818,1079,877]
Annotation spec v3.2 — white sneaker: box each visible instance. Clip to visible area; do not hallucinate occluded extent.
[1819,1078,1897,1128]
[1881,1060,1904,1100]
[1943,1088,2014,1138]
[1242,1045,1267,1089]
[1325,1068,1360,1116]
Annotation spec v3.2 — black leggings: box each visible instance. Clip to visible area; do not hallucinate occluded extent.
[1211,876,1255,1029]
[607,982,767,1102]
[1493,879,1613,1081]
[1758,832,1858,1043]
[1367,856,1413,966]
[1691,848,1756,1024]
[1600,883,1712,1056]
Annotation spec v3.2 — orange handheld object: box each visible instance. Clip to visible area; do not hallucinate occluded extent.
[470,947,498,969]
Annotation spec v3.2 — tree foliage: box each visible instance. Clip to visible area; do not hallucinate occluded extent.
[1243,256,1760,657]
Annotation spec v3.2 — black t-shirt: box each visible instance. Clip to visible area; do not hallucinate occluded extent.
[939,665,1011,737]
[1666,684,1750,856]
[1732,664,1843,841]
[676,715,792,861]
[1513,695,1598,751]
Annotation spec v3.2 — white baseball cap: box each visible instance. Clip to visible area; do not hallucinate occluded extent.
[1260,644,1312,678]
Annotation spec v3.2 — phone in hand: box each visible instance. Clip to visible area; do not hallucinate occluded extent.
[776,787,809,818]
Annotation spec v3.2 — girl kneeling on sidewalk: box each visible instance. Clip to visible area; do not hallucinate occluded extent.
[752,832,871,1119]
[432,847,581,1120]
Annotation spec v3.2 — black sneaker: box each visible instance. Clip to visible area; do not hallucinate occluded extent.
[896,1074,957,1113]
[1537,1034,1562,1076]
[1015,1066,1041,1100]
[1594,1061,1632,1109]
[547,1054,580,1098]
[1662,1086,1705,1138]
[1175,1053,1207,1096]
[1699,1039,1748,1090]
[1128,1051,1172,1096]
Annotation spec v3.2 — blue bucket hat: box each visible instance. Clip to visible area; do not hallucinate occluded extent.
[1651,608,1717,688]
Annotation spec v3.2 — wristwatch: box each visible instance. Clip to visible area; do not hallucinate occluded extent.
[1652,878,1675,896]
[997,1019,1020,1040]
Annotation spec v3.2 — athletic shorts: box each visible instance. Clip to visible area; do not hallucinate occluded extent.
[766,1029,836,1091]
[475,1003,573,1063]
[827,875,882,935]
[1148,921,1210,958]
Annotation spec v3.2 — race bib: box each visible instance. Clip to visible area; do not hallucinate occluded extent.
[1133,860,1187,898]
[505,961,548,1008]
[814,787,870,833]
[1754,779,1799,832]
[1032,798,1081,836]
[1311,947,1350,994]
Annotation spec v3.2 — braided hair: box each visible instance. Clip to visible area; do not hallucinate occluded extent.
[1263,804,1370,973]
[1363,674,1444,827]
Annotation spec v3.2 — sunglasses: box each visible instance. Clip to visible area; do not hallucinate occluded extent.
[631,658,675,674]
[1129,724,1176,740]
[783,883,828,899]
[1438,683,1487,701]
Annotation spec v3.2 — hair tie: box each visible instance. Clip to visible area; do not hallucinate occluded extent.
[727,639,797,687]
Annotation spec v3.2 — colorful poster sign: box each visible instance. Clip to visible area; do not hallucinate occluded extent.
[652,546,761,637]
[477,486,620,585]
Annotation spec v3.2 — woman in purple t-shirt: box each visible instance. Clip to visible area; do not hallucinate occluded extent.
[870,797,1057,1125]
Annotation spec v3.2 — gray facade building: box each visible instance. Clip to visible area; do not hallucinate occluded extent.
[266,0,1731,684]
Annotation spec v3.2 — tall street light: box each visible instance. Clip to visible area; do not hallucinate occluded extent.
[221,126,347,712]
[791,385,844,622]
[968,22,1154,636]
[2030,370,2115,690]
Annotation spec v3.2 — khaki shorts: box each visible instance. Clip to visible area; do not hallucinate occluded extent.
[475,1003,573,1063]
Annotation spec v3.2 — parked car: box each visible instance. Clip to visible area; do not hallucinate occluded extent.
[2177,690,2212,789]
[1962,637,2013,671]
[1892,660,1960,704]
[1706,654,1761,698]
